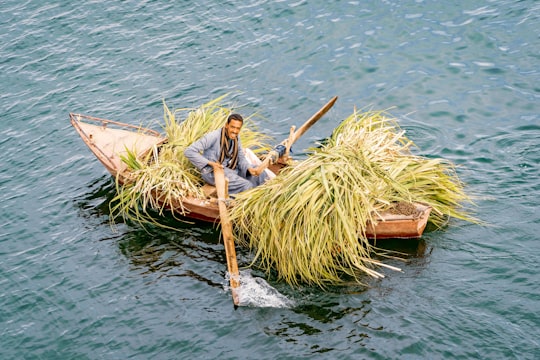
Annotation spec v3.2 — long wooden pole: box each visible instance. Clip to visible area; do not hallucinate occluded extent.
[286,95,338,146]
[213,165,240,306]
[254,96,338,173]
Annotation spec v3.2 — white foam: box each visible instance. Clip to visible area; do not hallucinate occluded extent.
[225,270,294,308]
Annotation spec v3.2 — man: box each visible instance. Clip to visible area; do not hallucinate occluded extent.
[184,113,268,194]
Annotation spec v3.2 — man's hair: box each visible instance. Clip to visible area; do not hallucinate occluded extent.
[227,113,244,123]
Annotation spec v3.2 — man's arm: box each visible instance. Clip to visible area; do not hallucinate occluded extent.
[184,130,220,171]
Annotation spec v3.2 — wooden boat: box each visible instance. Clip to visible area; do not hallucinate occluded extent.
[70,112,431,239]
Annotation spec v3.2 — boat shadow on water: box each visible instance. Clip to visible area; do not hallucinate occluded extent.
[74,177,232,287]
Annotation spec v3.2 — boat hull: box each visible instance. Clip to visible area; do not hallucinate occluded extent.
[70,113,431,238]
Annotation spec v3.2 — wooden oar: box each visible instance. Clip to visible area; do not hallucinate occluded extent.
[286,95,338,146]
[213,165,240,306]
[254,96,338,173]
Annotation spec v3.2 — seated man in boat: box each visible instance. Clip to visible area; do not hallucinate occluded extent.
[184,113,268,194]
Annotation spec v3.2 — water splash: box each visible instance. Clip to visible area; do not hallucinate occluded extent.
[225,270,294,308]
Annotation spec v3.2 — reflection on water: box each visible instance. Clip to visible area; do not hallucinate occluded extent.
[74,176,117,221]
[75,177,230,288]
[375,237,431,259]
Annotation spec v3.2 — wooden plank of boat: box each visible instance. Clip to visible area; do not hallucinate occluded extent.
[70,112,432,239]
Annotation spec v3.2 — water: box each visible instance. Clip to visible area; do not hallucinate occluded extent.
[229,270,294,308]
[1,0,539,359]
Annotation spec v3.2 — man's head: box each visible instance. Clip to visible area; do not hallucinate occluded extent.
[225,113,243,140]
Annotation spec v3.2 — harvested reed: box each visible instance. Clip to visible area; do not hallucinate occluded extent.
[230,108,477,287]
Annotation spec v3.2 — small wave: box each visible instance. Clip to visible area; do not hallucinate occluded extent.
[226,270,294,308]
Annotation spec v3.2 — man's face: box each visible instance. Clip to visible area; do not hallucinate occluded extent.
[225,119,243,140]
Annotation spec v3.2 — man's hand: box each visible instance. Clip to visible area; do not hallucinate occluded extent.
[209,161,223,170]
[248,167,263,176]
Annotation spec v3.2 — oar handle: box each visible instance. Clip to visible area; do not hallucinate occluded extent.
[254,96,338,173]
[286,95,338,146]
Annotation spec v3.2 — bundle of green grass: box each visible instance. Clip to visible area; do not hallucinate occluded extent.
[229,108,477,287]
